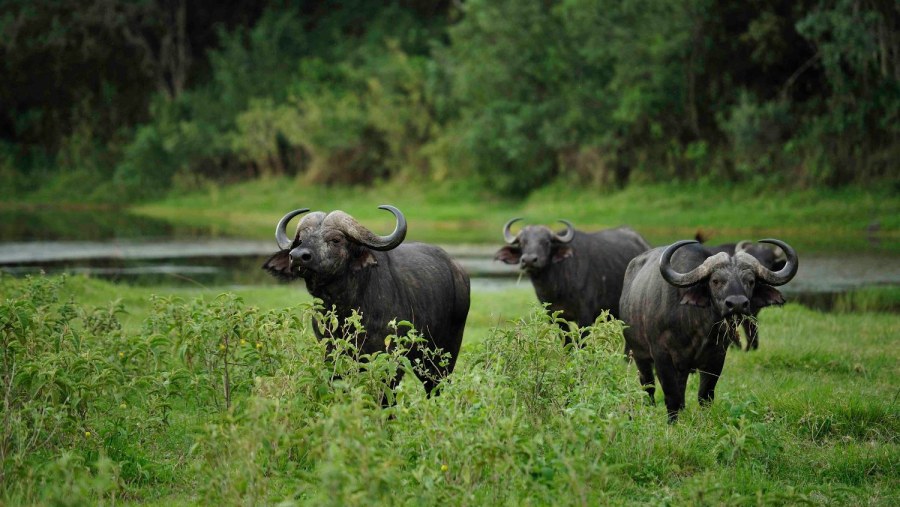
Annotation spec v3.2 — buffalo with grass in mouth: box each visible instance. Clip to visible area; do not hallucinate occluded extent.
[620,239,798,422]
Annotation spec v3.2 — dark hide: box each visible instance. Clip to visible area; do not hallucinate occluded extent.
[496,226,650,332]
[619,243,793,421]
[263,217,470,395]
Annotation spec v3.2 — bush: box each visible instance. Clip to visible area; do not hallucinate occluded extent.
[0,276,140,501]
[440,0,581,195]
[719,92,794,180]
[114,99,227,200]
[292,85,389,185]
[0,276,310,501]
[230,98,305,178]
[0,142,27,199]
[3,273,645,504]
[191,305,643,505]
[3,275,896,504]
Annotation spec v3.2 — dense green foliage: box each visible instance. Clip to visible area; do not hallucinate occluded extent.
[1,275,897,505]
[1,0,897,201]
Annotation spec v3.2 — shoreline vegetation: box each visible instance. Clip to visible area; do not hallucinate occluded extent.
[2,179,896,254]
[126,179,895,253]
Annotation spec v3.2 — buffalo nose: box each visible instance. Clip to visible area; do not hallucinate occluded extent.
[521,253,538,266]
[724,295,750,313]
[290,248,313,264]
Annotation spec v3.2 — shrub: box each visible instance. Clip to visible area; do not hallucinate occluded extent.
[191,305,644,505]
[719,92,794,181]
[0,276,310,501]
[0,275,157,499]
[3,275,894,504]
[0,142,27,199]
[230,98,306,178]
[114,100,227,201]
[142,292,318,410]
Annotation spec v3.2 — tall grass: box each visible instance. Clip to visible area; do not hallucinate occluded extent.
[1,274,897,505]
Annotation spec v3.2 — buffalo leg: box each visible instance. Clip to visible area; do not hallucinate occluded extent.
[697,353,726,406]
[634,358,657,404]
[743,319,760,351]
[653,353,687,422]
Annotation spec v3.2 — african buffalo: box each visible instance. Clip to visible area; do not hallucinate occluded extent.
[620,239,798,421]
[695,233,789,350]
[262,205,470,394]
[494,218,650,334]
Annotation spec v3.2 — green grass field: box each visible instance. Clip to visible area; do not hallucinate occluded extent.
[2,274,896,505]
[134,178,899,253]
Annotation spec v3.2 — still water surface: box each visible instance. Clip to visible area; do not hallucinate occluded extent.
[1,208,897,310]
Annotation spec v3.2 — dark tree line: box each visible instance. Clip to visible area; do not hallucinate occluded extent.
[0,0,896,201]
[0,1,263,150]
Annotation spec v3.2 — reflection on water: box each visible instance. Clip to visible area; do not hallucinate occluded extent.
[0,207,212,241]
[2,241,898,312]
[1,208,897,312]
[2,256,273,287]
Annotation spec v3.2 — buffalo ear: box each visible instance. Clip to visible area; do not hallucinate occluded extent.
[495,246,522,265]
[262,251,296,281]
[752,284,785,308]
[680,285,710,307]
[351,249,378,271]
[552,246,573,263]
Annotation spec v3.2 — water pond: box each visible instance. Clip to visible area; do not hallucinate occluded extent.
[1,207,897,311]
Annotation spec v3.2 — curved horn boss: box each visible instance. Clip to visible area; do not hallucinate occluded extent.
[502,217,523,244]
[275,208,311,250]
[659,240,729,287]
[739,239,798,286]
[327,205,407,251]
[552,219,575,243]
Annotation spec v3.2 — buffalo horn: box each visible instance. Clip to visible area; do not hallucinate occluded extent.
[752,239,798,286]
[772,244,788,264]
[329,205,407,251]
[275,208,310,250]
[735,240,753,252]
[553,220,575,243]
[659,240,729,287]
[502,217,523,244]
